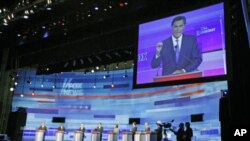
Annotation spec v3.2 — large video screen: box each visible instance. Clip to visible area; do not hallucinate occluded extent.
[135,3,226,86]
[241,0,250,47]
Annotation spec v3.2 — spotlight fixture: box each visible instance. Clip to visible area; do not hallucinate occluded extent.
[10,87,14,92]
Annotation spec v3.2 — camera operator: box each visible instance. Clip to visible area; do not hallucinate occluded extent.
[155,121,163,141]
[170,123,185,141]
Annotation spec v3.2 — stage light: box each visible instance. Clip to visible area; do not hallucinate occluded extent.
[73,60,76,67]
[46,7,52,11]
[94,6,99,11]
[10,87,14,92]
[119,3,124,7]
[103,74,109,79]
[91,69,95,73]
[23,15,29,19]
[123,74,128,78]
[87,57,93,63]
[14,82,18,85]
[96,66,99,70]
[105,54,112,59]
[221,89,228,96]
[80,59,84,65]
[96,55,101,62]
[32,91,35,96]
[20,94,24,97]
[111,83,114,88]
[43,31,49,38]
[64,62,69,68]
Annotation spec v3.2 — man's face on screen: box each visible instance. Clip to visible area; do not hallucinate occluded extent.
[172,19,185,38]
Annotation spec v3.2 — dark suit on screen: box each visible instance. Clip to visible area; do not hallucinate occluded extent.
[151,34,202,76]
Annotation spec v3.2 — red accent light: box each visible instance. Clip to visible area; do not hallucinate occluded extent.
[119,3,124,7]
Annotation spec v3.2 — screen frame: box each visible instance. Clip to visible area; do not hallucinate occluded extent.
[133,1,230,89]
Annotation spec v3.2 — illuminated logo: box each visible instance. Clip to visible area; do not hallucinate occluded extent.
[60,78,83,96]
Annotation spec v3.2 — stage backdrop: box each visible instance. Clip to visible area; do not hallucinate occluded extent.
[12,69,227,141]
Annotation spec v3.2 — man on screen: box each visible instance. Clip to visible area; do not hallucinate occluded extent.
[151,16,202,76]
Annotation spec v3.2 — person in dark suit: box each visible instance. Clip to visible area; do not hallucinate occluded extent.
[131,122,137,141]
[144,122,150,132]
[38,121,47,141]
[155,120,163,141]
[95,122,103,141]
[170,123,185,141]
[57,123,65,131]
[79,123,86,141]
[151,16,202,76]
[184,122,193,141]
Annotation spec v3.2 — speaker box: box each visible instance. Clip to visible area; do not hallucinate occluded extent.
[6,108,27,141]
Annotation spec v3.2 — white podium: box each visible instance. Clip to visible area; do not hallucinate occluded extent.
[108,132,118,141]
[122,132,132,141]
[91,131,100,141]
[74,131,83,141]
[55,130,64,141]
[145,132,157,141]
[35,130,46,141]
[135,132,145,141]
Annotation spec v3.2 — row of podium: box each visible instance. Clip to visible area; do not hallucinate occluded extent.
[35,130,157,141]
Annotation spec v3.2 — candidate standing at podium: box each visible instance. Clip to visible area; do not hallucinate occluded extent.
[57,123,65,131]
[95,122,103,141]
[113,123,119,134]
[79,123,86,141]
[38,121,47,141]
[144,122,150,132]
[131,122,137,141]
[151,16,202,76]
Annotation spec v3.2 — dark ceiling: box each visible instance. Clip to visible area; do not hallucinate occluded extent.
[0,0,220,73]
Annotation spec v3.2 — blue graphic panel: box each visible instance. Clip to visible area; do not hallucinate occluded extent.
[12,69,227,141]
